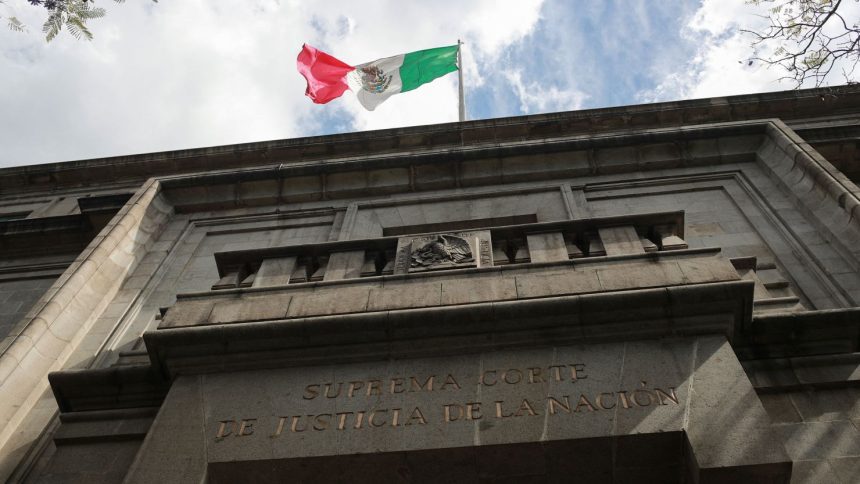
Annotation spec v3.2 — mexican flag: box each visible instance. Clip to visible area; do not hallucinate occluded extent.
[297,44,460,111]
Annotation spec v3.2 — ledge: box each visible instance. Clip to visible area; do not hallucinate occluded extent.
[160,247,738,329]
[199,245,714,301]
[735,308,860,360]
[145,278,753,378]
[744,350,860,392]
[210,211,686,279]
[4,84,859,193]
[48,365,169,413]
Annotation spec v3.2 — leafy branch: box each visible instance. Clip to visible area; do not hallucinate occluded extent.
[743,0,860,87]
[5,0,156,41]
[1,1,26,33]
[38,0,108,41]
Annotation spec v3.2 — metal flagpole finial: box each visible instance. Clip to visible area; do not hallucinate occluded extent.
[457,39,466,122]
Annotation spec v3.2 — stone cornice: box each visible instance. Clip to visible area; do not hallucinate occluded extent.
[158,121,767,211]
[145,278,753,379]
[3,85,860,193]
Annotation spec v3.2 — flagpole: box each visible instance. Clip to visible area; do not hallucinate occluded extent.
[457,39,466,122]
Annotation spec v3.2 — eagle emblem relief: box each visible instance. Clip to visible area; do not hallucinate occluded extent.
[410,234,474,268]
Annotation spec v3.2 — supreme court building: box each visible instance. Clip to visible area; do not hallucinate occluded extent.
[1,85,860,483]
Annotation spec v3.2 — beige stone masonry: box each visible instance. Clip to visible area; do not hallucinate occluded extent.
[525,232,569,263]
[323,251,365,281]
[252,257,297,287]
[0,179,172,480]
[759,122,860,280]
[598,226,646,256]
[160,248,740,329]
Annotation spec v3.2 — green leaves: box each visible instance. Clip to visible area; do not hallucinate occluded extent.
[43,10,61,41]
[6,16,24,32]
[41,1,107,42]
[742,0,859,87]
[6,0,157,42]
[64,16,92,40]
[1,0,25,33]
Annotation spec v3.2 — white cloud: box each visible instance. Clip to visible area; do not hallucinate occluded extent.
[466,0,543,59]
[1,0,316,165]
[504,70,587,114]
[0,0,545,166]
[17,0,852,168]
[323,0,546,130]
[640,0,860,103]
[687,0,753,36]
[638,2,770,102]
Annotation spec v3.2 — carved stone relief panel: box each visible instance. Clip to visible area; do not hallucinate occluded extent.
[393,231,492,274]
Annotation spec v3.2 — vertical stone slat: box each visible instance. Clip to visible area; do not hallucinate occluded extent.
[598,226,646,256]
[252,257,297,288]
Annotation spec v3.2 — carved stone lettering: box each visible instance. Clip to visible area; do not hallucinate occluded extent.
[213,362,684,442]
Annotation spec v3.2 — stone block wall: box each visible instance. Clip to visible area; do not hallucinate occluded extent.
[759,388,860,483]
[0,181,172,479]
[2,88,860,482]
[0,278,59,341]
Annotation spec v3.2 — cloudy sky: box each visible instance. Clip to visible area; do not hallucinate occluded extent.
[0,0,853,167]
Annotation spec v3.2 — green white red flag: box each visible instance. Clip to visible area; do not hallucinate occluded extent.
[297,44,460,111]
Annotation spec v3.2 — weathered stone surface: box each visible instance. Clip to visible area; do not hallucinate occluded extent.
[323,251,365,281]
[785,459,840,484]
[394,231,491,275]
[32,440,143,484]
[596,260,686,291]
[440,275,517,305]
[197,340,689,463]
[160,299,215,328]
[253,257,297,287]
[367,281,442,311]
[677,256,742,283]
[161,248,743,329]
[8,85,860,484]
[829,456,860,483]
[114,337,782,481]
[514,269,602,298]
[287,287,371,317]
[789,387,860,423]
[525,232,569,263]
[773,421,860,461]
[124,376,207,484]
[685,336,791,475]
[206,436,684,484]
[758,393,803,423]
[598,225,645,256]
[209,296,289,324]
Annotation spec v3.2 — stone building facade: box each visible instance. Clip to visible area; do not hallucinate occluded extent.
[1,85,860,483]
